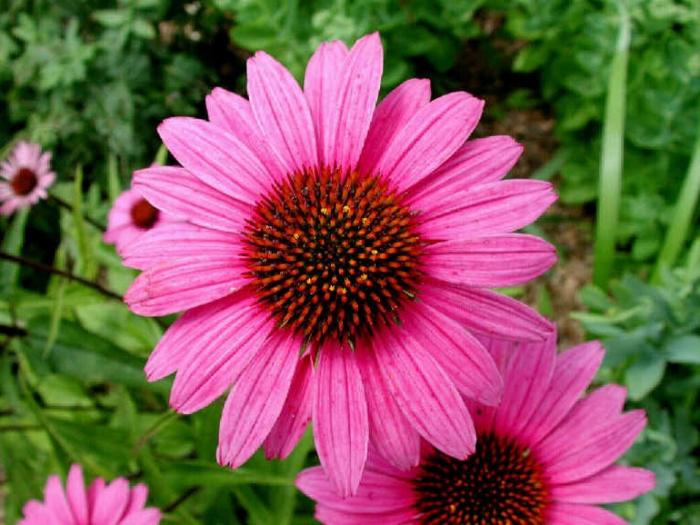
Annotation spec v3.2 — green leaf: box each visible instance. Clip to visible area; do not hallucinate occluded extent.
[0,209,28,294]
[664,335,700,364]
[625,353,667,400]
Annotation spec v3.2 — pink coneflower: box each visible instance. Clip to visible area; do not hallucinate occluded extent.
[298,337,655,524]
[19,464,161,525]
[125,32,557,495]
[0,141,55,216]
[104,186,174,257]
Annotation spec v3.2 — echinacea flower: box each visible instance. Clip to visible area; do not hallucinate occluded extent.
[19,464,161,525]
[297,336,655,524]
[125,32,557,495]
[104,186,174,255]
[0,141,55,216]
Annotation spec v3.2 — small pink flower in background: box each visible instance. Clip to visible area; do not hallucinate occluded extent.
[298,336,655,524]
[125,32,558,495]
[104,186,174,256]
[0,141,55,216]
[19,464,161,525]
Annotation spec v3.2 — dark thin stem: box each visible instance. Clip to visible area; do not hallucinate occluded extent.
[0,252,122,300]
[164,487,201,513]
[48,194,106,231]
[0,424,42,432]
[0,324,27,337]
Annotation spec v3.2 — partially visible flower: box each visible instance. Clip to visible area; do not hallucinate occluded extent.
[0,141,55,216]
[298,336,655,524]
[104,186,174,256]
[19,464,161,525]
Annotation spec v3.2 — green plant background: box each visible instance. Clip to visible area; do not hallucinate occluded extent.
[1,0,699,523]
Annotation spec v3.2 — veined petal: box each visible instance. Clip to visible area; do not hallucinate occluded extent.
[158,117,271,202]
[421,279,554,342]
[416,179,557,240]
[43,476,74,524]
[247,51,318,173]
[320,33,383,172]
[376,92,483,191]
[425,234,557,287]
[358,78,431,176]
[133,166,250,233]
[313,345,369,497]
[263,353,314,460]
[90,479,130,525]
[168,292,275,413]
[373,329,475,460]
[550,465,655,504]
[66,465,89,525]
[217,330,301,468]
[125,256,248,317]
[547,503,627,525]
[119,509,162,525]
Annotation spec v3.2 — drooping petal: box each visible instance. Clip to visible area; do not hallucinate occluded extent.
[305,41,349,167]
[43,476,74,524]
[168,292,276,413]
[550,465,656,504]
[124,255,248,317]
[247,51,318,173]
[421,278,554,342]
[425,234,556,287]
[217,331,301,468]
[520,341,604,445]
[403,304,502,406]
[66,465,89,525]
[158,117,272,202]
[205,87,285,182]
[297,466,416,514]
[356,343,421,470]
[547,503,627,525]
[263,353,314,460]
[375,92,483,191]
[409,135,523,201]
[358,78,431,176]
[416,179,557,240]
[316,33,383,171]
[90,478,130,525]
[133,166,250,233]
[373,329,475,460]
[312,345,369,497]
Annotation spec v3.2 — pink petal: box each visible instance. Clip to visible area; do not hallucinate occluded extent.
[421,278,553,341]
[425,234,556,287]
[315,504,419,525]
[544,409,647,484]
[358,78,431,176]
[304,40,348,166]
[91,478,130,525]
[125,255,248,317]
[550,465,655,504]
[217,331,302,467]
[205,87,285,182]
[521,341,604,445]
[317,33,383,171]
[409,135,523,201]
[119,509,162,525]
[167,292,275,413]
[158,117,271,202]
[373,329,475,460]
[66,465,89,525]
[547,503,627,525]
[247,51,318,173]
[491,335,556,437]
[403,304,502,406]
[263,354,314,460]
[356,343,421,471]
[19,501,57,525]
[87,478,105,512]
[375,92,483,192]
[122,222,241,271]
[133,166,250,233]
[312,345,369,497]
[296,466,415,513]
[123,483,148,515]
[43,475,74,524]
[416,179,557,240]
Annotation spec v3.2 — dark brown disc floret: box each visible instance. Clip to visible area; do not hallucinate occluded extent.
[11,167,38,196]
[243,169,424,346]
[413,433,549,524]
[130,198,160,229]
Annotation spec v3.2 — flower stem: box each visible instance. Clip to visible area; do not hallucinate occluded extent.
[0,251,122,300]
